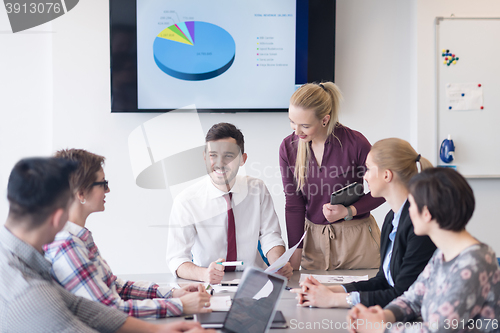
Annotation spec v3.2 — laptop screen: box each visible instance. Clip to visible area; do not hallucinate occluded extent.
[223,268,286,333]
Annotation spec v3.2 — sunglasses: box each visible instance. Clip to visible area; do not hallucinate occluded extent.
[91,180,109,191]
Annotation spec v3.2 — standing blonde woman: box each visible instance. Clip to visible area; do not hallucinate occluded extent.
[293,138,436,309]
[280,82,385,270]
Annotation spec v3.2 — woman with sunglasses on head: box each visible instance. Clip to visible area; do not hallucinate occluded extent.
[44,149,211,318]
[293,138,436,308]
[348,168,500,333]
[280,82,385,271]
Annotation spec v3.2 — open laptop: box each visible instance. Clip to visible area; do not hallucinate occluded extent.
[195,267,287,333]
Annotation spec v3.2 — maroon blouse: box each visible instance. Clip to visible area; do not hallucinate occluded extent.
[279,124,385,248]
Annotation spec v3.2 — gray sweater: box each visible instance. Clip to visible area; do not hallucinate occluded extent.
[0,226,128,332]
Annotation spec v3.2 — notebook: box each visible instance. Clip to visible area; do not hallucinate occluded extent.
[194,267,287,333]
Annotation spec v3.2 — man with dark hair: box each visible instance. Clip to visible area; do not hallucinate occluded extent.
[205,122,245,154]
[167,123,293,283]
[0,157,209,333]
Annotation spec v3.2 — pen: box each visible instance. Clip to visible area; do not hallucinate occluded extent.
[216,261,244,266]
[205,284,214,295]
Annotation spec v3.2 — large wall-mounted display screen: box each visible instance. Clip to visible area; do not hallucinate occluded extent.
[110,0,336,112]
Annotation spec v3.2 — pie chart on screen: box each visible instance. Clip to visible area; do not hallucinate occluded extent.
[153,21,236,81]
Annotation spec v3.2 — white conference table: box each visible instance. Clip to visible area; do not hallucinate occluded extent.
[120,269,378,333]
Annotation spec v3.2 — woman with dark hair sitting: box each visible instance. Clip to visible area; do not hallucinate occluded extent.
[348,168,500,333]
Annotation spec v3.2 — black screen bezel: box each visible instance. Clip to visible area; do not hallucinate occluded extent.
[109,0,336,113]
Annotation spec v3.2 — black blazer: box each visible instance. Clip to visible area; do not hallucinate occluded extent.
[344,200,436,307]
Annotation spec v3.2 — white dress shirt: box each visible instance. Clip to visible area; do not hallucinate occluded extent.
[166,175,285,275]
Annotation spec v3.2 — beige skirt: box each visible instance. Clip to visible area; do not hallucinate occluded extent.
[301,215,381,270]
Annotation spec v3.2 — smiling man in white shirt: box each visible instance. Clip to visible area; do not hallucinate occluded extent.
[166,123,292,284]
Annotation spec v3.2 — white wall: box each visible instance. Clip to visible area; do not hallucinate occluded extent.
[414,0,500,253]
[0,0,497,275]
[0,12,53,215]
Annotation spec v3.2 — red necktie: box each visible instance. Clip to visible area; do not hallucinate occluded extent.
[223,193,237,272]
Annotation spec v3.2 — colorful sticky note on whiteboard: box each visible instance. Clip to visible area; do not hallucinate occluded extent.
[445,83,483,111]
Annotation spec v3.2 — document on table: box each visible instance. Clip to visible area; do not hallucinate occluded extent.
[209,296,232,311]
[299,274,369,284]
[206,279,240,294]
[211,285,239,293]
[265,231,307,273]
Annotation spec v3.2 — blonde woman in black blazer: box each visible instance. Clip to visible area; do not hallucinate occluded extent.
[293,138,436,308]
[342,199,435,306]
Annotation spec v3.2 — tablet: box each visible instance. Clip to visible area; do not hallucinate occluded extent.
[330,182,364,206]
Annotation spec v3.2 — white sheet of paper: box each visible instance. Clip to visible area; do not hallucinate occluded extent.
[299,274,369,284]
[209,296,232,311]
[211,285,239,293]
[445,83,483,111]
[265,231,307,273]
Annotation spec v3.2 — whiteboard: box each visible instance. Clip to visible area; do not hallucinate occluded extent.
[436,17,500,178]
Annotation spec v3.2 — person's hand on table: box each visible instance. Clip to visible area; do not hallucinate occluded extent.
[179,284,212,314]
[276,262,293,280]
[291,276,341,308]
[290,286,307,305]
[346,305,361,333]
[323,203,349,222]
[172,283,205,298]
[155,321,215,333]
[203,259,225,284]
[346,304,386,333]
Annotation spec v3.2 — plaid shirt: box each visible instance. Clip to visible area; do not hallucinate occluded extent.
[43,222,183,318]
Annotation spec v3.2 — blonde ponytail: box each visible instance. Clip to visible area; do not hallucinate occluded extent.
[370,138,433,187]
[290,82,343,191]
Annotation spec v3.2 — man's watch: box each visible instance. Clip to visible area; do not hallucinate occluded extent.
[344,206,353,221]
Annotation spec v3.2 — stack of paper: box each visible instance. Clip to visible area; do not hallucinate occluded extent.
[208,296,232,311]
